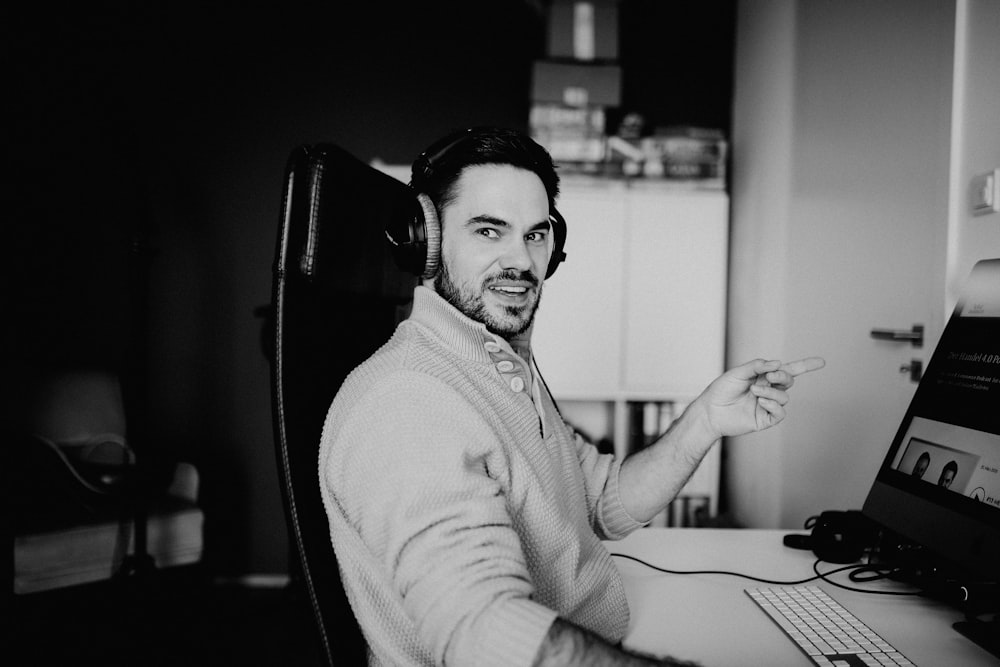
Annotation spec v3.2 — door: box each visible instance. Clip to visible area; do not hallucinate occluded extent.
[726,0,955,528]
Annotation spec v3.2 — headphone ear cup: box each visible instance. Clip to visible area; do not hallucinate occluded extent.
[415,193,441,279]
[545,208,568,279]
[809,511,871,563]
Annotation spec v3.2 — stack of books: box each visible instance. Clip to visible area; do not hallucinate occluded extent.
[529,1,621,171]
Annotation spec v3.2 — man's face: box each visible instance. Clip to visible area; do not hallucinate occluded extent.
[939,469,955,489]
[432,164,552,338]
[913,457,929,479]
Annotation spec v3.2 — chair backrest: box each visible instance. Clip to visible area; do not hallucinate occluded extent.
[269,144,417,665]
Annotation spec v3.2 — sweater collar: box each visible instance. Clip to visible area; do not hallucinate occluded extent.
[409,286,534,364]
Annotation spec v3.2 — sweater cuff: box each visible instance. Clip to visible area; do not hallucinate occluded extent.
[599,462,649,539]
[478,598,558,667]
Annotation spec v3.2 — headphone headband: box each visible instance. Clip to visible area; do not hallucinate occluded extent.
[412,128,476,189]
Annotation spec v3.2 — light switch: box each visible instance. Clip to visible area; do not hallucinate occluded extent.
[971,168,1000,215]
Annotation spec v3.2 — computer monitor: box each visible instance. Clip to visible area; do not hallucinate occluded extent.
[862,258,1000,585]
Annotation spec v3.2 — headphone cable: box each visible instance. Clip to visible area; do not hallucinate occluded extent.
[609,552,921,595]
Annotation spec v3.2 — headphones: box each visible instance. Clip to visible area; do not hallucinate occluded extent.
[783,510,879,564]
[384,128,568,280]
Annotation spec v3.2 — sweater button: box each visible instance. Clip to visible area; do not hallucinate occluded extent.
[496,360,515,372]
[484,341,502,353]
[509,376,525,392]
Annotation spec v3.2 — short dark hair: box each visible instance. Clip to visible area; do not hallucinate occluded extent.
[942,460,958,476]
[410,127,560,214]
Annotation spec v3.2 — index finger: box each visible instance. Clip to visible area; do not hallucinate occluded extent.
[780,357,826,377]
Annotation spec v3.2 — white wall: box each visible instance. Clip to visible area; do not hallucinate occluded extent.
[725,0,797,528]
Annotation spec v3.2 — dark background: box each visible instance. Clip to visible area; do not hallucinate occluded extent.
[9,0,735,577]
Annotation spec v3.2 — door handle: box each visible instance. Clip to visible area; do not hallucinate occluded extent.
[870,324,923,348]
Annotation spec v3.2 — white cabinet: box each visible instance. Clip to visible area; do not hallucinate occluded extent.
[621,191,729,397]
[534,181,628,398]
[533,177,729,523]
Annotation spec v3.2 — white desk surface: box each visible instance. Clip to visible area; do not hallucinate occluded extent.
[607,528,995,666]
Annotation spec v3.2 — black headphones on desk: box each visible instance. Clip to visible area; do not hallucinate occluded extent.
[385,127,568,280]
[784,510,879,563]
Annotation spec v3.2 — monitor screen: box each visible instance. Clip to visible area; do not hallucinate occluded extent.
[863,258,1000,582]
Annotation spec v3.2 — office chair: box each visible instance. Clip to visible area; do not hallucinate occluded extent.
[269,143,418,665]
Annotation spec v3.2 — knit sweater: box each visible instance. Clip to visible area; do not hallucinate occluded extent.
[319,286,645,666]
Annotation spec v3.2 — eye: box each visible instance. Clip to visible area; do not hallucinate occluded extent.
[477,228,500,239]
[526,231,547,244]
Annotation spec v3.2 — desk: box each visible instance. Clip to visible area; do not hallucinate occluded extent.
[608,528,995,666]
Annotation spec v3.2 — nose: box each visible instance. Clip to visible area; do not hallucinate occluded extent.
[499,237,533,272]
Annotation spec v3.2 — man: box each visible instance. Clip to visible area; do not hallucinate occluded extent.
[938,460,957,489]
[912,452,931,479]
[319,127,825,666]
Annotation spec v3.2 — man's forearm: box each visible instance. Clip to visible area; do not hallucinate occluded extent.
[532,618,700,667]
[616,401,718,523]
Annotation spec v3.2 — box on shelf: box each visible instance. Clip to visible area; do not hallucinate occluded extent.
[607,126,727,185]
[532,60,622,108]
[547,0,619,61]
[530,103,607,164]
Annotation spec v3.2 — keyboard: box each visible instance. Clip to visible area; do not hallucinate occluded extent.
[746,585,916,666]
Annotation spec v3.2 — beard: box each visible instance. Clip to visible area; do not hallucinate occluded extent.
[435,263,543,339]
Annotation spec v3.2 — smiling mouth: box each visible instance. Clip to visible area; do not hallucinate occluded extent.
[489,285,530,296]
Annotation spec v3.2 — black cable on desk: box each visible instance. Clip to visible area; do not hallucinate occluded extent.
[609,552,922,595]
[812,560,921,596]
[609,552,851,585]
